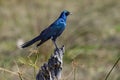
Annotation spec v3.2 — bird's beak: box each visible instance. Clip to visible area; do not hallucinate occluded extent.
[70,12,72,15]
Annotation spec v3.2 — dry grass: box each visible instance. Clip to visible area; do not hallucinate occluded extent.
[0,0,120,80]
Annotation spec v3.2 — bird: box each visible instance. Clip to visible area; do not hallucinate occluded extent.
[21,10,71,49]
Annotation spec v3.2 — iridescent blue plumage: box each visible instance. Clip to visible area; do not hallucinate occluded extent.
[21,10,71,48]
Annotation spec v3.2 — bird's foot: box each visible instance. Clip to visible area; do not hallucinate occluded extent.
[54,45,65,55]
[55,45,64,51]
[55,47,59,51]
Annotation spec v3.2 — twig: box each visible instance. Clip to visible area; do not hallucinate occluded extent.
[34,53,39,79]
[73,67,76,80]
[105,56,120,80]
[0,67,18,76]
[63,69,74,80]
[18,72,23,80]
[0,62,25,80]
[15,61,24,80]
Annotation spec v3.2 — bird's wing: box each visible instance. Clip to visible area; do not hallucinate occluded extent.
[39,18,66,39]
[39,26,55,39]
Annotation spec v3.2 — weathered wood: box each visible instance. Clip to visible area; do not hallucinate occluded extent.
[36,46,65,80]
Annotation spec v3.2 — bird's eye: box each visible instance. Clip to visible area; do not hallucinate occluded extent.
[65,13,68,15]
[65,12,69,16]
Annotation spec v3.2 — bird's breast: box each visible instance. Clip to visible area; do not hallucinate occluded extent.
[56,18,66,27]
[57,22,66,29]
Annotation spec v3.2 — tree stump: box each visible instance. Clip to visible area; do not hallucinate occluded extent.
[36,46,65,80]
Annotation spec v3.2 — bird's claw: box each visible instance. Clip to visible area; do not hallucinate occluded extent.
[55,47,59,51]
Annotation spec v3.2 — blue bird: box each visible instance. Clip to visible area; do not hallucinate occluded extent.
[21,10,71,49]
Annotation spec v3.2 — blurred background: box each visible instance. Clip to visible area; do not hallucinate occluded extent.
[0,0,120,80]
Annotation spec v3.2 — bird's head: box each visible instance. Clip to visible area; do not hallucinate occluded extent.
[59,10,72,19]
[62,10,72,16]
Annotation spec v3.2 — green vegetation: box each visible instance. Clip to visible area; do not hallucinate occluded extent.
[0,0,120,80]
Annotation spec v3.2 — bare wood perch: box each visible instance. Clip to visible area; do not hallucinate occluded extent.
[36,46,65,80]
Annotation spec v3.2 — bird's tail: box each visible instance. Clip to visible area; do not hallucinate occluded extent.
[21,36,41,48]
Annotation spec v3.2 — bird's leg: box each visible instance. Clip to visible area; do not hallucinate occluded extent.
[52,39,59,49]
[54,40,59,49]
